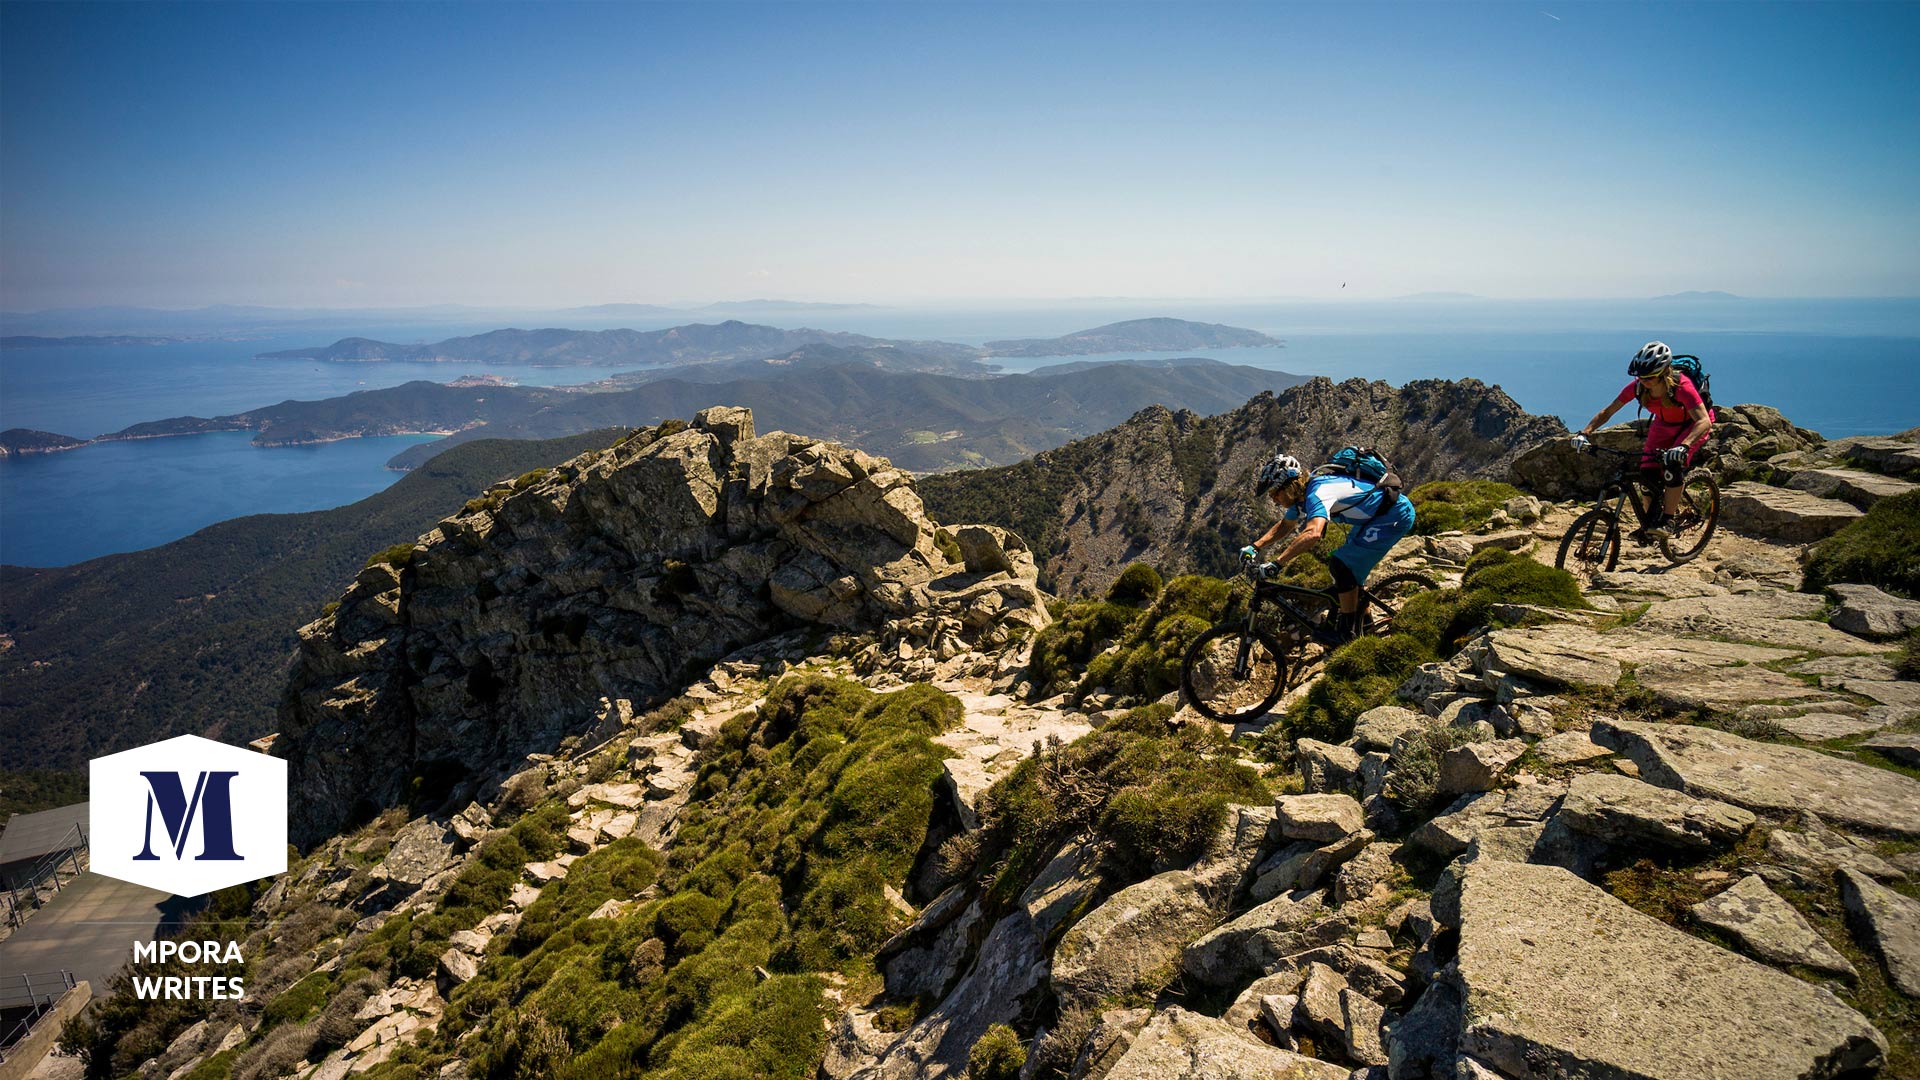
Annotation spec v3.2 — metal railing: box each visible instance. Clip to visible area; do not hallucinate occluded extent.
[4,823,88,930]
[0,970,78,1056]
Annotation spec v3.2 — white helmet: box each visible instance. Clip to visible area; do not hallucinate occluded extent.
[1254,452,1303,497]
[1629,341,1673,377]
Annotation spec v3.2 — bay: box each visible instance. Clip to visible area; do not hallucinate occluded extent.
[0,432,439,567]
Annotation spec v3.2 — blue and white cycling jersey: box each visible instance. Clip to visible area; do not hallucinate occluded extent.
[1283,475,1390,525]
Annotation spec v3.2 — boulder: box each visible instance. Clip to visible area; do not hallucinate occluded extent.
[1838,868,1920,996]
[1825,434,1920,477]
[1181,889,1344,987]
[1594,719,1920,838]
[376,818,456,886]
[1719,482,1863,542]
[1828,583,1920,640]
[1407,784,1567,860]
[1558,772,1755,851]
[1249,830,1374,902]
[1437,739,1526,795]
[1295,962,1348,1042]
[1508,425,1645,501]
[1069,1008,1152,1080]
[1276,794,1366,843]
[1297,740,1363,794]
[1350,705,1426,753]
[1764,812,1908,884]
[1102,1007,1350,1080]
[1447,861,1886,1079]
[1050,870,1220,1013]
[1338,989,1388,1067]
[1690,874,1857,979]
[1330,842,1401,907]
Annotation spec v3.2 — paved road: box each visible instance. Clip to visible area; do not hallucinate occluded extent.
[0,874,178,1002]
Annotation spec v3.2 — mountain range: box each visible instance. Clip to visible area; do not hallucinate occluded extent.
[983,316,1280,356]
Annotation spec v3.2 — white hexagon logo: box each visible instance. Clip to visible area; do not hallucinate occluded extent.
[90,734,287,895]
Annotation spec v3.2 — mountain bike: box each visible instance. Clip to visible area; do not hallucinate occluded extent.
[1554,437,1719,580]
[1180,558,1438,723]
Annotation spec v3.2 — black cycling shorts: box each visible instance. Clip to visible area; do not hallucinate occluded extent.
[1328,553,1360,594]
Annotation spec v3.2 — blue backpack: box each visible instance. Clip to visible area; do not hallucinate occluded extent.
[1316,445,1404,511]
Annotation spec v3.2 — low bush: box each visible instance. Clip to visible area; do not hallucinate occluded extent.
[968,1024,1027,1080]
[364,543,418,571]
[1107,563,1164,605]
[973,702,1268,892]
[1899,630,1919,681]
[1050,573,1233,704]
[1803,491,1920,597]
[1408,480,1522,535]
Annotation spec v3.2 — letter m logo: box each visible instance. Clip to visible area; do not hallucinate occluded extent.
[132,771,242,861]
[91,734,286,894]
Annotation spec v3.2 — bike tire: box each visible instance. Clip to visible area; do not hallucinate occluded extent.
[1658,468,1720,565]
[1555,508,1620,580]
[1364,571,1440,635]
[1181,624,1289,723]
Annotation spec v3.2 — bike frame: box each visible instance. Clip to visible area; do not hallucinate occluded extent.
[1583,445,1664,528]
[1228,576,1373,677]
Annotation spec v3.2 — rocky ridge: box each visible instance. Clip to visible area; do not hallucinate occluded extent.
[102,411,1920,1080]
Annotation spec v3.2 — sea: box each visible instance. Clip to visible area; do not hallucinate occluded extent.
[3,299,1916,567]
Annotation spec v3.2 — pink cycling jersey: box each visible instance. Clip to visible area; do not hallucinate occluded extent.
[1617,374,1713,467]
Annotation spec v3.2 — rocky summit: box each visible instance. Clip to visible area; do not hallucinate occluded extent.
[277,407,1048,844]
[82,407,1920,1080]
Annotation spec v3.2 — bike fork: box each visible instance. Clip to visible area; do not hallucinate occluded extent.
[1235,612,1256,678]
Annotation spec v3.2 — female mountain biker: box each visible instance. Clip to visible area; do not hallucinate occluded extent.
[1240,451,1418,642]
[1576,341,1714,539]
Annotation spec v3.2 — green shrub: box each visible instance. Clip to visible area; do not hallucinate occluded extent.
[1409,480,1522,535]
[1899,630,1919,680]
[968,1024,1027,1080]
[933,528,965,564]
[364,543,418,571]
[511,467,550,491]
[1803,491,1920,597]
[1029,601,1144,690]
[179,1049,238,1080]
[261,971,332,1029]
[1384,724,1490,817]
[1107,563,1164,605]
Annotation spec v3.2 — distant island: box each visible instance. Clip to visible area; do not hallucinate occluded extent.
[982,317,1281,357]
[0,429,88,456]
[0,334,186,349]
[1651,291,1743,302]
[258,320,987,372]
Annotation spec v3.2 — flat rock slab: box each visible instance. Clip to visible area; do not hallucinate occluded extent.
[1633,663,1849,714]
[1691,874,1857,979]
[1786,467,1920,511]
[1449,861,1887,1080]
[1589,571,1729,599]
[1636,593,1885,655]
[1533,730,1613,766]
[1773,713,1889,742]
[1482,626,1799,691]
[1560,772,1756,850]
[1719,482,1864,543]
[1829,582,1920,638]
[1595,719,1920,838]
[1275,793,1366,842]
[1839,869,1920,996]
[1103,1007,1351,1080]
[1859,733,1920,767]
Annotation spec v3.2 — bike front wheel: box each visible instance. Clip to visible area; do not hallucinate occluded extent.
[1181,624,1288,723]
[1659,468,1720,565]
[1555,508,1621,581]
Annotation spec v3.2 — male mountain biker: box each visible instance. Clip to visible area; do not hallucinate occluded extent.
[1240,451,1418,643]
[1575,341,1713,541]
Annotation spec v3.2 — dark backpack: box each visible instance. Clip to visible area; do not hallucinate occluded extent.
[1639,354,1713,412]
[1316,445,1404,513]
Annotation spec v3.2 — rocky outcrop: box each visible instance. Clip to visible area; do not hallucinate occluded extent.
[1720,482,1864,542]
[277,408,1048,844]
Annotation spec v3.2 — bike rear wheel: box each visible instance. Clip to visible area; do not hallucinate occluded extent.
[1181,624,1288,723]
[1364,572,1440,635]
[1658,468,1720,565]
[1555,508,1620,581]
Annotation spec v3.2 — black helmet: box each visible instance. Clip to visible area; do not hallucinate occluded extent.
[1628,341,1673,378]
[1254,452,1303,497]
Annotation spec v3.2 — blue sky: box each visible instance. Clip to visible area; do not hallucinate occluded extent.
[2,1,1915,309]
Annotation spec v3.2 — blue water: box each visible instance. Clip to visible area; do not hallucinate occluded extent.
[2,302,1916,568]
[0,432,440,567]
